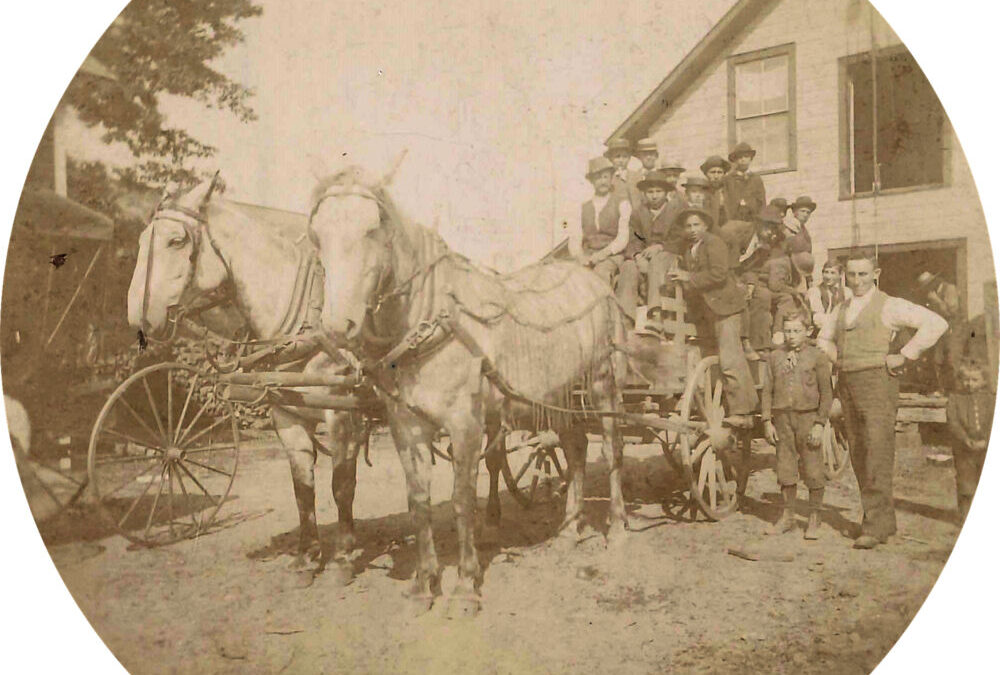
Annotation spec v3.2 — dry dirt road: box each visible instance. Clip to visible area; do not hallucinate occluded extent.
[38,430,966,674]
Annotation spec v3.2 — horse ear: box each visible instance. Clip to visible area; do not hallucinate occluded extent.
[206,171,223,201]
[177,178,215,211]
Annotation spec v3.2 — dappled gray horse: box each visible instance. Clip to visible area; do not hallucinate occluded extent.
[127,178,362,585]
[308,166,629,616]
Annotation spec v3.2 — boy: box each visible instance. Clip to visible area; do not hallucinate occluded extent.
[626,170,684,329]
[807,260,845,335]
[605,137,642,208]
[700,155,731,229]
[786,196,817,287]
[570,156,638,319]
[946,358,994,521]
[723,142,766,222]
[671,206,758,422]
[762,312,834,538]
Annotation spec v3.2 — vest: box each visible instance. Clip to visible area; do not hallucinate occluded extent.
[581,195,623,252]
[835,290,893,372]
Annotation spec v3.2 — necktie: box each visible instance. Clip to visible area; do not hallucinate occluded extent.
[784,351,797,373]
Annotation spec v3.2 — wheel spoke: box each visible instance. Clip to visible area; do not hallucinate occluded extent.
[143,469,167,539]
[142,376,168,442]
[707,453,717,511]
[94,452,167,467]
[183,442,239,456]
[547,448,566,479]
[167,369,174,441]
[702,370,711,421]
[166,464,177,539]
[117,469,158,528]
[173,376,199,445]
[173,465,201,529]
[103,459,163,498]
[697,453,709,496]
[117,398,165,449]
[183,457,235,479]
[712,381,723,416]
[101,427,165,453]
[513,453,534,485]
[176,460,222,508]
[180,413,232,450]
[176,396,213,448]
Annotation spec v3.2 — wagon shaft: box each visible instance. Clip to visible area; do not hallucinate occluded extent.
[219,371,358,389]
[222,384,377,411]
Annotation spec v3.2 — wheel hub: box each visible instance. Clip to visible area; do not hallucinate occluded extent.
[166,446,184,461]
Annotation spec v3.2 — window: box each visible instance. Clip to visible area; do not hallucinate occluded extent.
[840,48,946,196]
[728,44,796,172]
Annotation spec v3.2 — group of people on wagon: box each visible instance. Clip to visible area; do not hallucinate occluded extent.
[569,136,990,545]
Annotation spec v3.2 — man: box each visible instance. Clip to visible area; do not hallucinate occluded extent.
[671,206,758,420]
[916,270,964,392]
[699,155,731,228]
[818,253,947,549]
[682,175,716,221]
[657,158,686,204]
[626,170,685,330]
[633,137,659,179]
[605,137,642,208]
[723,142,767,223]
[785,196,817,287]
[570,156,638,320]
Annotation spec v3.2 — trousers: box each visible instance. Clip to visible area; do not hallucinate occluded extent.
[592,254,639,320]
[839,366,899,539]
[697,311,758,415]
[642,249,678,311]
[773,410,824,489]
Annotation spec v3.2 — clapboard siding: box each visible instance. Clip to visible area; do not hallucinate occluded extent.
[641,0,991,314]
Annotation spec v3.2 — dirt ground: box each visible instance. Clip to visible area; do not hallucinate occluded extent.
[39,429,965,674]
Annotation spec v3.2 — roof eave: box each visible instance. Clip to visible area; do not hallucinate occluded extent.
[607,0,776,143]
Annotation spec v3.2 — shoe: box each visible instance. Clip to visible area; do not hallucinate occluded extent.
[852,534,880,550]
[804,511,821,540]
[766,510,796,536]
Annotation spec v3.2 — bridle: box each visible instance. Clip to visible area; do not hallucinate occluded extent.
[140,202,233,343]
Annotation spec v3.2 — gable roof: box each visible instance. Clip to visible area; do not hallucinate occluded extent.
[607,0,777,142]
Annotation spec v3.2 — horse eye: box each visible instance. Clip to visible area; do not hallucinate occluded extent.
[167,236,187,248]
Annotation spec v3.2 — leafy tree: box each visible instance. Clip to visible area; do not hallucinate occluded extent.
[63,0,263,186]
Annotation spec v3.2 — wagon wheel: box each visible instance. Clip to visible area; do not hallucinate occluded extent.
[677,356,740,521]
[15,457,89,524]
[822,417,851,480]
[500,431,566,509]
[87,362,240,547]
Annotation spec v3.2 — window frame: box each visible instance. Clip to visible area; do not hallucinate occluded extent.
[837,45,952,201]
[727,42,797,175]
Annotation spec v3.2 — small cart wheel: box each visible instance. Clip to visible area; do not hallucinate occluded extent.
[678,356,740,520]
[822,418,851,480]
[500,431,566,509]
[88,362,240,547]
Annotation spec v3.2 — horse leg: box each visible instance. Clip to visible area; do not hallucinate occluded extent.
[445,415,484,618]
[325,409,360,586]
[272,408,322,585]
[592,366,629,546]
[556,423,588,547]
[483,414,504,528]
[385,403,440,613]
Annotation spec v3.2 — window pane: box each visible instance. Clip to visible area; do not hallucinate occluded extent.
[736,113,789,170]
[735,61,763,118]
[760,55,789,114]
[735,54,788,118]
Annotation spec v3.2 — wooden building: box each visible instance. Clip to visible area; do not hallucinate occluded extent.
[609,0,992,318]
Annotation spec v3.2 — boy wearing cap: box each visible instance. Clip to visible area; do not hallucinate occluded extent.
[627,171,685,328]
[723,142,767,223]
[762,311,834,538]
[946,358,994,521]
[571,156,638,319]
[605,138,642,208]
[671,206,758,420]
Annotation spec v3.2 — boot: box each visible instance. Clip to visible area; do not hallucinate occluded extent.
[804,488,824,540]
[767,485,797,535]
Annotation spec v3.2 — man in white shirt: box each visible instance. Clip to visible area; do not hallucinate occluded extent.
[817,253,947,549]
[570,156,637,320]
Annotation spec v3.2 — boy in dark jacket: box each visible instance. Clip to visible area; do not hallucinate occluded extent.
[672,206,758,419]
[947,358,994,521]
[762,312,833,539]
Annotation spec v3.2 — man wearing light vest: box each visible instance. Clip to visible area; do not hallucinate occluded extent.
[818,252,947,550]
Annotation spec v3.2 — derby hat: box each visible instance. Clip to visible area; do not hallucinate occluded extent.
[658,158,685,173]
[791,195,817,212]
[633,137,658,156]
[756,204,786,226]
[586,156,614,179]
[770,197,791,212]
[636,170,671,192]
[604,137,632,158]
[728,141,756,161]
[700,155,731,175]
[682,174,710,188]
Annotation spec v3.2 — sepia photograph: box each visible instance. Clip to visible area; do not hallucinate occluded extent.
[1,0,999,672]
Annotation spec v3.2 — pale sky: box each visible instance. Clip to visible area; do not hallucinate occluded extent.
[67,0,735,269]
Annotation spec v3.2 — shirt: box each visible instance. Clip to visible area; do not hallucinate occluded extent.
[817,286,948,361]
[761,344,834,422]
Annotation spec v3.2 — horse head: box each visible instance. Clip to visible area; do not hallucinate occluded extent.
[127,174,227,337]
[308,167,396,347]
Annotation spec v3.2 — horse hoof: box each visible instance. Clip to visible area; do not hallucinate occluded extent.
[405,593,435,617]
[326,560,354,587]
[606,525,629,550]
[293,569,317,589]
[445,594,482,619]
